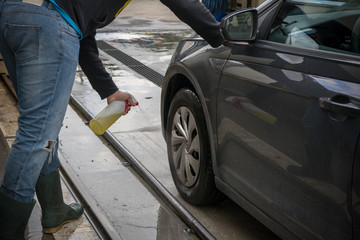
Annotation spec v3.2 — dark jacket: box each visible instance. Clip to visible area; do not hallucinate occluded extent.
[57,0,225,98]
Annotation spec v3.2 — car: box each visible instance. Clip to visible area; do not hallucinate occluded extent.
[160,0,360,239]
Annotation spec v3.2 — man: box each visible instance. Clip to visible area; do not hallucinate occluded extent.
[0,0,225,238]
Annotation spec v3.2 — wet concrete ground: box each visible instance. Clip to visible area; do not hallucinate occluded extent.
[60,105,200,240]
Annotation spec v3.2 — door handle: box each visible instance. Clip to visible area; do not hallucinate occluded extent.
[319,95,360,117]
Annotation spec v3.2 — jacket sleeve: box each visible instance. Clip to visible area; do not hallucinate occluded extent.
[78,32,119,99]
[160,0,225,48]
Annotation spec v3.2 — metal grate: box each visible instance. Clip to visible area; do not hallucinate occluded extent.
[96,40,164,87]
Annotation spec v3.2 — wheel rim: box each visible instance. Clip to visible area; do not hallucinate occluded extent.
[171,106,200,187]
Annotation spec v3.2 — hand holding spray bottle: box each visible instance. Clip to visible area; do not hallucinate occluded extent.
[90,95,138,135]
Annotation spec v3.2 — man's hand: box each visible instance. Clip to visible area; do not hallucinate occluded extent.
[107,90,137,115]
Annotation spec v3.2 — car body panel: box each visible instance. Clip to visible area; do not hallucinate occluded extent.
[161,0,360,239]
[217,39,360,240]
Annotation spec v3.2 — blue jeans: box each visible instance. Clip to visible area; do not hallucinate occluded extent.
[0,0,80,203]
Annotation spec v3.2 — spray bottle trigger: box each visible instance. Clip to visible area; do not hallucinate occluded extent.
[125,100,131,112]
[125,98,138,112]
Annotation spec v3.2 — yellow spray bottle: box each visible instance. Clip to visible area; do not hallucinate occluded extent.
[89,95,138,135]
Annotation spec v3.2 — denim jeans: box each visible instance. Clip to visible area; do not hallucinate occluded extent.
[0,0,80,203]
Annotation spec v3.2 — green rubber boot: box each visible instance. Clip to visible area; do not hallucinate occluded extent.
[35,170,84,233]
[0,191,36,240]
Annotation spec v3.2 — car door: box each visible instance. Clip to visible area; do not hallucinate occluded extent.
[216,0,360,239]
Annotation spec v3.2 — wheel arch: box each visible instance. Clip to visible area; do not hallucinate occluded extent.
[161,62,220,177]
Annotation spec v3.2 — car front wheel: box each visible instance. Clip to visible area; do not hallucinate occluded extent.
[166,88,223,205]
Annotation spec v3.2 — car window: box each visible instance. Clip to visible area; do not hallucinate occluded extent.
[267,0,360,56]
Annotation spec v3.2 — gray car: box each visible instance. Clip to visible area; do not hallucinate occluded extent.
[160,0,360,239]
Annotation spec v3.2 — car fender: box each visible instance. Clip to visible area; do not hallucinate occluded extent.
[161,61,222,177]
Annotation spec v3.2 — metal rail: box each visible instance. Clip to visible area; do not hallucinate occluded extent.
[59,168,112,240]
[70,94,216,240]
[59,152,123,240]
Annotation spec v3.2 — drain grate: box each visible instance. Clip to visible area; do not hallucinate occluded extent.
[96,40,164,87]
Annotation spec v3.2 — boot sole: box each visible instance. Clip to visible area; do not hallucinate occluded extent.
[42,218,79,234]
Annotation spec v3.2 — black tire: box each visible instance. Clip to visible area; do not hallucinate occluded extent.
[166,88,223,205]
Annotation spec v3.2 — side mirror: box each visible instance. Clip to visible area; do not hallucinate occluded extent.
[220,9,258,41]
